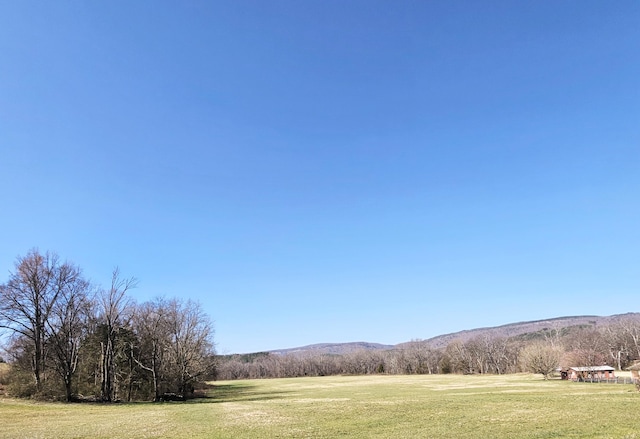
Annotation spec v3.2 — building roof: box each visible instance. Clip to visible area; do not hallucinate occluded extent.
[568,366,614,372]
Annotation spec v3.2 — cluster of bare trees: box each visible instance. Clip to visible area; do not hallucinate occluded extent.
[218,317,640,381]
[0,250,215,402]
[217,341,444,380]
[442,336,520,374]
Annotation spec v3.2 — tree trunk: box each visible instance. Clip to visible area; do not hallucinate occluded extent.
[151,356,160,402]
[101,339,114,402]
[33,324,44,392]
[65,374,73,402]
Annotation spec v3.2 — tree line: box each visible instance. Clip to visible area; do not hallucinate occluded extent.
[217,318,640,381]
[4,249,639,399]
[0,250,215,402]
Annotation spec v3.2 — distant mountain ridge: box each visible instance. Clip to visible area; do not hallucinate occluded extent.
[270,342,394,356]
[419,314,635,349]
[267,313,639,356]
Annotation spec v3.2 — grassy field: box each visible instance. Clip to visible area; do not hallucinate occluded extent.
[0,373,638,439]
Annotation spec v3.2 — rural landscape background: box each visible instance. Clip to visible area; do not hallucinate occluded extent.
[1,249,640,439]
[3,303,640,438]
[1,0,639,437]
[2,249,640,401]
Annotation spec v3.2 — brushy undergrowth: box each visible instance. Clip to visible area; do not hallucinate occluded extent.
[0,363,9,396]
[0,373,638,438]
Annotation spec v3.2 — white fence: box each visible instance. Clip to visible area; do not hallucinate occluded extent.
[573,377,636,384]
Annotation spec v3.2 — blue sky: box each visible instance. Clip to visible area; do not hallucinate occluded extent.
[1,1,638,354]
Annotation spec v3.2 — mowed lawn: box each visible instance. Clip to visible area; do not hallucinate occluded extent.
[1,374,639,439]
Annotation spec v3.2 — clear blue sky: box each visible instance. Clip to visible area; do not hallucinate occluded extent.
[1,1,638,354]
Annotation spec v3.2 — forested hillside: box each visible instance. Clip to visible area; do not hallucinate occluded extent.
[217,313,640,380]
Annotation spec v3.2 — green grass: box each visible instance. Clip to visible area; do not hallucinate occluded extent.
[1,374,639,438]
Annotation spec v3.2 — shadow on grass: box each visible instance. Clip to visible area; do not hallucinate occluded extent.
[184,382,292,404]
[63,383,290,405]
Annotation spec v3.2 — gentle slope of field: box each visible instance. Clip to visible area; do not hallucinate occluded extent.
[0,374,638,438]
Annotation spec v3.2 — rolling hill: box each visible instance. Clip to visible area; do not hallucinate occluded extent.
[268,313,640,355]
[269,342,394,356]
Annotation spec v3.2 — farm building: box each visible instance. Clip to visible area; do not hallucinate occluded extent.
[560,366,615,381]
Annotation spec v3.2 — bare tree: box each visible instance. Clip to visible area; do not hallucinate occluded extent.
[466,338,489,374]
[543,322,565,348]
[0,250,72,392]
[601,316,640,370]
[520,342,562,379]
[445,340,475,374]
[164,299,214,397]
[402,340,436,374]
[96,268,137,402]
[386,348,408,375]
[343,350,385,375]
[46,265,93,401]
[479,335,514,374]
[621,316,640,360]
[601,323,631,371]
[562,328,609,368]
[131,298,169,401]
